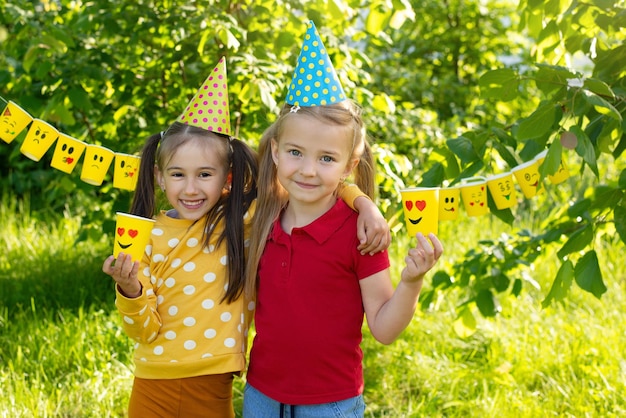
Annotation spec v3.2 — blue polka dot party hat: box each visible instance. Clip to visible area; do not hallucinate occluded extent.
[286,21,346,107]
[176,57,231,135]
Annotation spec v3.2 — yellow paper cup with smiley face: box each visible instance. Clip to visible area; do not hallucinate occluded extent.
[400,187,439,237]
[113,153,141,191]
[460,177,488,217]
[487,172,517,210]
[512,159,541,198]
[114,212,155,262]
[438,186,460,221]
[19,119,59,161]
[50,134,87,174]
[1,101,33,144]
[535,150,570,185]
[80,144,115,186]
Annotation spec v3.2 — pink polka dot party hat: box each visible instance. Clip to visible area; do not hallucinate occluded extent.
[177,57,231,135]
[286,20,346,107]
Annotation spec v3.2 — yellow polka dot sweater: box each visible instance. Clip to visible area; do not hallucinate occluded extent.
[115,205,255,379]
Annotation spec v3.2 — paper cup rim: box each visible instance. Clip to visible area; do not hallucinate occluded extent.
[116,212,156,223]
[460,176,486,185]
[512,159,538,171]
[534,150,548,160]
[115,152,140,158]
[7,100,29,112]
[487,171,514,181]
[400,187,439,193]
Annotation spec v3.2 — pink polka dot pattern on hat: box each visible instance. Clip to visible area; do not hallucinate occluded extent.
[177,57,231,134]
[286,21,346,107]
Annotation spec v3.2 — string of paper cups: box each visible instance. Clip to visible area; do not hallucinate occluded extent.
[0,58,232,192]
[1,55,570,233]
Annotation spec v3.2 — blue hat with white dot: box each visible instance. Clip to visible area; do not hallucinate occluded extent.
[285,20,346,107]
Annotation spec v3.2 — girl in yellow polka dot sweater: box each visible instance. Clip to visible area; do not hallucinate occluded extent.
[102,59,389,418]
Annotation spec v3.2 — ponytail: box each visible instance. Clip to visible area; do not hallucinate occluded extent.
[130,132,162,218]
[204,136,258,304]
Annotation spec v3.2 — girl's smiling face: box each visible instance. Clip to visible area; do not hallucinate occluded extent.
[271,114,358,212]
[156,138,229,221]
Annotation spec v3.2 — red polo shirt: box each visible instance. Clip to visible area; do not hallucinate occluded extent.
[247,199,390,405]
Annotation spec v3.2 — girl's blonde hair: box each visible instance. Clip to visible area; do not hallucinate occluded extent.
[245,100,375,296]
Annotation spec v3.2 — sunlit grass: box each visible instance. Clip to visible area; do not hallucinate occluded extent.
[1,189,624,417]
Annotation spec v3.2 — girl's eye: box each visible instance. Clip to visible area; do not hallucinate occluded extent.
[321,156,334,163]
[199,172,211,178]
[288,149,301,157]
[171,172,183,178]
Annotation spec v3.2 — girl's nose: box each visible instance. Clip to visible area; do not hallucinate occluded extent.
[299,157,316,176]
[184,179,199,194]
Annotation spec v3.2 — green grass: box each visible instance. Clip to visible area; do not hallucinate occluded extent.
[1,192,625,417]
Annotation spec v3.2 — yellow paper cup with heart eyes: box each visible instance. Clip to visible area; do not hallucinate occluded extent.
[512,159,541,198]
[114,212,156,262]
[487,172,517,210]
[438,186,460,221]
[535,150,570,185]
[80,144,115,186]
[50,134,87,174]
[113,153,141,191]
[460,177,488,217]
[19,119,59,161]
[1,101,33,144]
[400,187,439,236]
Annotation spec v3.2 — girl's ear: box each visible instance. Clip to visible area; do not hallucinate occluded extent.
[270,138,279,165]
[155,165,165,191]
[343,157,359,179]
[224,171,232,191]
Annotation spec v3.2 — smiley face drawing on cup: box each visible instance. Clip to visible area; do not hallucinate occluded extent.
[113,212,156,262]
[400,187,439,236]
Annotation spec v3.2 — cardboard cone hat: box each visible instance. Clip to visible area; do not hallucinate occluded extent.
[286,20,346,107]
[177,57,231,135]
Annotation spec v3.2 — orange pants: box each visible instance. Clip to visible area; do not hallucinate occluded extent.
[128,373,235,418]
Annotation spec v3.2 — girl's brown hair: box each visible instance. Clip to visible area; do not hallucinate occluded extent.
[131,121,258,304]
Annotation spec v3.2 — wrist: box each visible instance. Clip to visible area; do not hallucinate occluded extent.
[118,283,142,299]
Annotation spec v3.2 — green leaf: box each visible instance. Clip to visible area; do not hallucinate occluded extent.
[453,307,476,338]
[419,162,445,187]
[476,289,500,317]
[486,189,514,225]
[541,260,574,308]
[615,206,626,246]
[590,186,624,211]
[583,78,615,98]
[366,6,391,35]
[538,139,563,178]
[571,125,599,177]
[584,91,622,121]
[431,270,453,289]
[574,250,607,299]
[479,69,520,101]
[68,87,93,112]
[619,168,626,189]
[557,224,593,258]
[447,136,479,164]
[517,103,557,140]
[371,93,396,114]
[492,139,520,167]
[535,64,575,95]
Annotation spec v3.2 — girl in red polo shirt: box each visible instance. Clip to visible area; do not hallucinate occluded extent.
[243,21,444,418]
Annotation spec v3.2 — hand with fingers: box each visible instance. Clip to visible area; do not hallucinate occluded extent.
[354,197,391,255]
[402,233,444,284]
[102,253,142,298]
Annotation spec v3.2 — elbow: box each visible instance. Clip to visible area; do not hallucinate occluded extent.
[372,333,398,346]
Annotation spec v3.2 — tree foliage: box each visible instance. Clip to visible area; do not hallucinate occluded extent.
[1,0,624,322]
